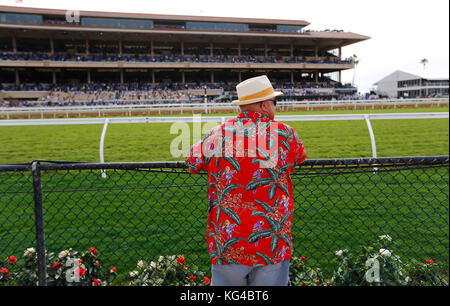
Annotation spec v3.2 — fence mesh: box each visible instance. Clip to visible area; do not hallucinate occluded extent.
[0,157,448,285]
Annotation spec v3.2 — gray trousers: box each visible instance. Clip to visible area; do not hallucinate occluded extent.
[211,260,290,286]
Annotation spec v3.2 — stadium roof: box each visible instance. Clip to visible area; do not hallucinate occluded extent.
[0,5,310,26]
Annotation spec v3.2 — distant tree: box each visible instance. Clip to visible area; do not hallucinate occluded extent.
[420,58,429,70]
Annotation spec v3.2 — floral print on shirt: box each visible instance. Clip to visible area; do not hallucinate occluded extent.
[186,111,306,266]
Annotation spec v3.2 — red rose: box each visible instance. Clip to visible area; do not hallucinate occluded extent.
[1,267,10,275]
[316,280,320,285]
[300,256,306,262]
[204,277,211,285]
[189,275,196,281]
[110,266,117,272]
[426,260,436,264]
[96,261,100,267]
[89,247,98,255]
[327,282,331,286]
[6,256,17,264]
[77,267,86,277]
[302,282,307,286]
[177,257,186,266]
[78,259,83,264]
[52,262,61,270]
[93,279,101,286]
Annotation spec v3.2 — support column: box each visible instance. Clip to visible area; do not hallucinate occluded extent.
[52,70,57,84]
[86,40,89,55]
[315,71,319,83]
[87,69,91,83]
[12,36,17,53]
[50,37,54,55]
[338,47,342,59]
[291,71,294,84]
[119,40,123,57]
[182,71,185,83]
[15,69,19,86]
[210,42,214,56]
[264,43,268,58]
[120,69,124,84]
[181,41,184,56]
[238,42,241,57]
[314,46,319,59]
[150,41,154,58]
[152,70,156,85]
[211,71,214,83]
[339,70,342,83]
[238,71,242,83]
[290,43,294,58]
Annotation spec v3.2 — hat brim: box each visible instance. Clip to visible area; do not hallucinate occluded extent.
[232,91,284,106]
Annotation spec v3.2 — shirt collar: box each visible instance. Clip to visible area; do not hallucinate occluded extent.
[237,111,269,121]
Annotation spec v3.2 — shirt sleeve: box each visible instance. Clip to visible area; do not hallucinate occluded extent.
[291,127,307,166]
[185,139,207,174]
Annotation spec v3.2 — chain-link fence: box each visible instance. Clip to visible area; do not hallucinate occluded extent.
[0,156,448,285]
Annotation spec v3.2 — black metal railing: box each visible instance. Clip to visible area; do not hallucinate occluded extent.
[0,156,448,285]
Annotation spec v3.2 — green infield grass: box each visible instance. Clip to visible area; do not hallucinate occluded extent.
[0,107,448,164]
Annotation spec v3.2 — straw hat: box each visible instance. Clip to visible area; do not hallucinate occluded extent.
[232,75,284,106]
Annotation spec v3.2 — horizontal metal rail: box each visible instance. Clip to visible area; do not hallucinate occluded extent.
[0,112,447,126]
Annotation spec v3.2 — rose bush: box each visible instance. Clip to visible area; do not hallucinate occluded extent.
[129,255,210,286]
[0,247,117,286]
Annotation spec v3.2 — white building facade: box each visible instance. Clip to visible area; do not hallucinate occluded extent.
[374,70,449,98]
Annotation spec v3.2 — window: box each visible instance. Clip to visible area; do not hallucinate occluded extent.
[82,17,154,29]
[0,13,43,24]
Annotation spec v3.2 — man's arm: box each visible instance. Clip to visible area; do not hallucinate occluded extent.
[185,140,207,174]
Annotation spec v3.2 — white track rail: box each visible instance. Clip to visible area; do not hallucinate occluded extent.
[0,112,448,166]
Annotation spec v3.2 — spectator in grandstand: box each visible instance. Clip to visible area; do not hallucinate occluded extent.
[186,75,307,286]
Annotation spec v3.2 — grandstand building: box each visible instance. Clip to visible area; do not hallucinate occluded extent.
[0,5,370,105]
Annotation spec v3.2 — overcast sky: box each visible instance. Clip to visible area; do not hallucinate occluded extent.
[1,0,449,93]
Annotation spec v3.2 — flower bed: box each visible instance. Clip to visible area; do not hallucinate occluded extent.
[1,235,447,286]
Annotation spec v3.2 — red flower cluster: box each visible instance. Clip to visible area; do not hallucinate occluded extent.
[89,248,98,255]
[52,262,61,270]
[77,267,87,277]
[6,256,17,264]
[176,257,186,266]
[426,260,436,264]
[110,266,117,272]
[188,275,196,281]
[300,256,306,262]
[93,279,101,286]
[204,277,211,285]
[1,267,10,275]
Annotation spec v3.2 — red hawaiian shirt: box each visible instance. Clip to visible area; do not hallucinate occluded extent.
[186,111,306,267]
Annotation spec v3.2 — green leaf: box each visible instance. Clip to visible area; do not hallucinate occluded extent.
[223,238,244,249]
[256,252,274,265]
[280,210,293,225]
[269,184,278,200]
[248,229,273,244]
[274,129,289,139]
[245,178,273,191]
[222,207,241,225]
[255,199,275,214]
[222,184,243,195]
[216,206,221,222]
[224,157,241,172]
[279,183,289,196]
[255,147,271,161]
[271,235,280,253]
[279,234,291,248]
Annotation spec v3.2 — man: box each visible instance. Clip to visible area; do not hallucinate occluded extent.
[186,75,307,286]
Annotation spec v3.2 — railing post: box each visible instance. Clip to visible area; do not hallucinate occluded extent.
[100,119,110,178]
[31,161,47,286]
